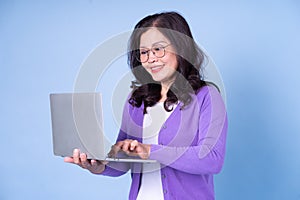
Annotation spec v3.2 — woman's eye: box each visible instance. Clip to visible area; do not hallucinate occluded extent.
[153,47,163,52]
[140,50,148,55]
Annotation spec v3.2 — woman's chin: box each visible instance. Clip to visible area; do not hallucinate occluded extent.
[151,76,163,83]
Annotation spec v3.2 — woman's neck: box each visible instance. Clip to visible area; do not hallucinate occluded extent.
[159,87,168,102]
[159,79,175,102]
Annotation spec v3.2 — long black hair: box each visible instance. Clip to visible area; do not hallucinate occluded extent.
[128,11,207,113]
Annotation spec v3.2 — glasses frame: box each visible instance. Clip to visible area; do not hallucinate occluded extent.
[137,43,172,63]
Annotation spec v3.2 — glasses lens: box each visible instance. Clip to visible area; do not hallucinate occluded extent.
[138,49,148,63]
[137,44,168,63]
[153,46,165,58]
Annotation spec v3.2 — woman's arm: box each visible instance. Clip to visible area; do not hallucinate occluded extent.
[149,86,228,174]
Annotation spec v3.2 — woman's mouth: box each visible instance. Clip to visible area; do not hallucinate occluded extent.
[149,65,163,73]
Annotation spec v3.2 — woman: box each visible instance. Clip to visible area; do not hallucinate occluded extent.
[65,11,228,200]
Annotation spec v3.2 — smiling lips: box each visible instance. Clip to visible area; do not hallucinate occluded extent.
[148,65,164,73]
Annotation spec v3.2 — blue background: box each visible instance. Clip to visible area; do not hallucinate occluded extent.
[1,1,300,199]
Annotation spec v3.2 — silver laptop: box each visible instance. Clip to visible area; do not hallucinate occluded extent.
[50,92,156,163]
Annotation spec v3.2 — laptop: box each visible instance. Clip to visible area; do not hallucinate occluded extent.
[49,92,156,163]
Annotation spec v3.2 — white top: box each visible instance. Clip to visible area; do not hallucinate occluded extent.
[136,102,176,200]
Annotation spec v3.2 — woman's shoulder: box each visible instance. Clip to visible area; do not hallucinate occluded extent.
[195,84,224,106]
[196,84,219,97]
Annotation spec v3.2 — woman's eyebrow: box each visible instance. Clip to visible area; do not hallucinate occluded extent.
[139,41,168,48]
[152,41,168,45]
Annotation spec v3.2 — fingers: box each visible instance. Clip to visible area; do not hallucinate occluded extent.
[73,149,80,164]
[108,140,138,157]
[118,140,130,153]
[64,157,74,163]
[108,144,121,158]
[111,139,150,159]
[70,149,90,168]
[65,149,107,174]
[91,159,98,166]
[80,153,91,169]
[118,139,138,152]
[130,140,138,151]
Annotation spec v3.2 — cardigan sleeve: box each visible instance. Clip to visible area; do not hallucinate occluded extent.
[149,86,228,175]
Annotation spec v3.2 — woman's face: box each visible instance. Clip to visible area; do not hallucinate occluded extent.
[139,28,178,85]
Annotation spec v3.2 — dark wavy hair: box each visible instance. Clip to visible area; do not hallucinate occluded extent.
[128,11,207,113]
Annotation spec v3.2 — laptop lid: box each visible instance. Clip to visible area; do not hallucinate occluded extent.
[50,93,109,160]
[50,92,156,163]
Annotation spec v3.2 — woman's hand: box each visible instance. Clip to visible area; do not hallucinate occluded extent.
[64,149,108,174]
[108,139,151,160]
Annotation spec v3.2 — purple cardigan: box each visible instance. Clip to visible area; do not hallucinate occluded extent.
[101,86,228,200]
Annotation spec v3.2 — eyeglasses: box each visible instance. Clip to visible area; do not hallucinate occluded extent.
[137,44,172,63]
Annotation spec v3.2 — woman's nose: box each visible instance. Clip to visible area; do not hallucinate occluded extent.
[147,51,157,63]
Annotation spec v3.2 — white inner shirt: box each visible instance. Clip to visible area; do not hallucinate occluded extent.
[136,102,176,200]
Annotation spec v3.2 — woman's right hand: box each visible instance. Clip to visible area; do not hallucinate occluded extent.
[64,149,108,174]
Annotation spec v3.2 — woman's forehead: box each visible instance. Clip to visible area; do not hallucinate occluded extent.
[139,28,170,48]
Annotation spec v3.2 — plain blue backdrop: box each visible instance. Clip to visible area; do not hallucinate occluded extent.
[1,1,300,199]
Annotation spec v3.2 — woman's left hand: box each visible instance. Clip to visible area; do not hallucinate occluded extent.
[108,139,151,160]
